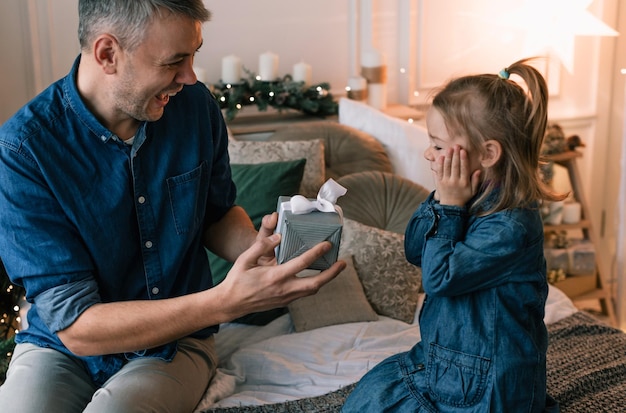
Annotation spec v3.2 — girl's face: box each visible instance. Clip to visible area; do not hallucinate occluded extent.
[424,107,483,176]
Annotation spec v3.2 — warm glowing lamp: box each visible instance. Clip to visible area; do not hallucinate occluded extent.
[500,0,618,73]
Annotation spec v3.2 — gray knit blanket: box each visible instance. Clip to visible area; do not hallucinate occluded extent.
[205,311,626,413]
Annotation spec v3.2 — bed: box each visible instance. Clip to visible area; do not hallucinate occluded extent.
[197,102,626,412]
[194,287,626,413]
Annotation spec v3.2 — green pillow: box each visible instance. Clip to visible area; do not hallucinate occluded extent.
[208,158,306,287]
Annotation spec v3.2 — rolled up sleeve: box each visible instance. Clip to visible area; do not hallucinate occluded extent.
[35,277,101,333]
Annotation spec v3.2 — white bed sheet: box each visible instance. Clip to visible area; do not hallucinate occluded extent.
[195,286,578,411]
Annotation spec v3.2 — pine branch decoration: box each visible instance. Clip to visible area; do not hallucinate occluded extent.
[211,69,338,121]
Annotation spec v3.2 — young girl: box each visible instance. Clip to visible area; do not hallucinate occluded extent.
[342,59,563,412]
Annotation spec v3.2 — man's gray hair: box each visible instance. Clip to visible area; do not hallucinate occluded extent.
[78,0,211,51]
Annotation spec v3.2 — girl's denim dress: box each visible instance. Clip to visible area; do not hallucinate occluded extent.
[342,191,559,412]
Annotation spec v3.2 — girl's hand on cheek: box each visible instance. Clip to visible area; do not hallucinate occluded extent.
[435,145,476,207]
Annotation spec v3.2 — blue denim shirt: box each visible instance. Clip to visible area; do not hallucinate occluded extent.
[403,191,551,412]
[0,56,236,386]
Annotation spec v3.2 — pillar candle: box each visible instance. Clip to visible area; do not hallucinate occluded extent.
[193,66,207,84]
[347,76,367,101]
[562,202,582,224]
[367,84,387,110]
[221,55,241,84]
[360,49,387,110]
[259,51,279,81]
[546,201,564,225]
[293,61,312,85]
[361,49,385,68]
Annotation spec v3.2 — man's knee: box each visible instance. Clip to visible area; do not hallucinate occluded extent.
[85,337,217,413]
[0,343,95,413]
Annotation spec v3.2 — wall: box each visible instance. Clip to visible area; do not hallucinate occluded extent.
[198,1,351,94]
[0,0,80,123]
[0,0,34,123]
[0,0,623,321]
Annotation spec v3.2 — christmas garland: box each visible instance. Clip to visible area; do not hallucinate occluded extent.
[211,70,338,121]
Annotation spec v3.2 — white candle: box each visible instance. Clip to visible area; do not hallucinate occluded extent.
[348,76,367,91]
[547,201,564,225]
[361,49,386,68]
[293,61,312,85]
[360,49,387,110]
[368,83,387,110]
[562,202,582,224]
[221,55,241,84]
[259,51,279,81]
[347,75,367,101]
[193,66,207,84]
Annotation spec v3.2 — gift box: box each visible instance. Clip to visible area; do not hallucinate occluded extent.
[567,239,596,275]
[544,248,569,272]
[275,179,347,272]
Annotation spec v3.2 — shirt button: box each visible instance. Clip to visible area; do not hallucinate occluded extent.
[100,135,107,142]
[151,287,160,295]
[145,241,153,248]
[138,196,146,204]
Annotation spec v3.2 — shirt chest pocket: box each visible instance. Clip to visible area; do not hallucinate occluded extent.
[166,161,209,235]
[426,343,490,408]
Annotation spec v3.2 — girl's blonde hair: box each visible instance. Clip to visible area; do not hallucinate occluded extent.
[432,58,566,215]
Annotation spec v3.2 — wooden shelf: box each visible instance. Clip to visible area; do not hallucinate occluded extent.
[552,273,596,298]
[226,106,337,137]
[545,151,617,326]
[544,219,592,232]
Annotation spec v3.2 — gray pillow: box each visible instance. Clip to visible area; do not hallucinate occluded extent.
[268,121,392,180]
[288,255,378,332]
[339,218,422,323]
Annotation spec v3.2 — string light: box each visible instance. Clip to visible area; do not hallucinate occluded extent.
[2,271,25,379]
[211,69,337,121]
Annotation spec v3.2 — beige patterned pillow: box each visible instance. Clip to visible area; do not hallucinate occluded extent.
[228,139,325,198]
[338,218,422,323]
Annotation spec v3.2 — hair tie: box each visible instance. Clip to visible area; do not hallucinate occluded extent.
[498,68,510,80]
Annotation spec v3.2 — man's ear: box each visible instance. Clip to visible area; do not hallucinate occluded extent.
[93,34,120,74]
[480,139,502,168]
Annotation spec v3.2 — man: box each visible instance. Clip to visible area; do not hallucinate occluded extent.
[0,1,344,412]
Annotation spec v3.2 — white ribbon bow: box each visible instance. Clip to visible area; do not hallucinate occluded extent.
[289,178,347,215]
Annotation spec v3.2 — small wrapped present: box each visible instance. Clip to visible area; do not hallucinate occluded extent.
[275,179,347,272]
[567,239,596,275]
[544,248,569,272]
